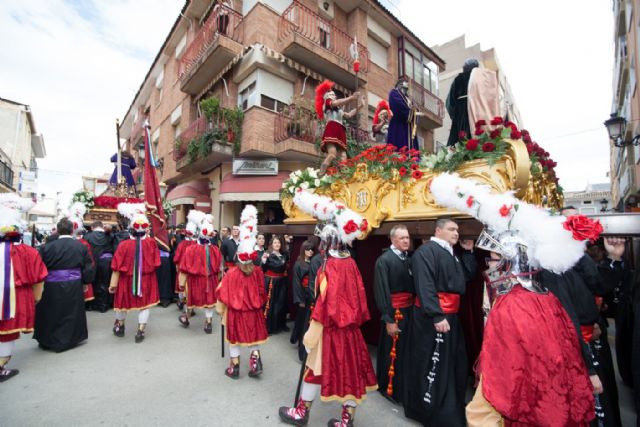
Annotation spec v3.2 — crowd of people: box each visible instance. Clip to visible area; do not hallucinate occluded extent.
[1,179,639,427]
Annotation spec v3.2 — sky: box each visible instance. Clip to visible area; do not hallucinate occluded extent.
[1,0,614,198]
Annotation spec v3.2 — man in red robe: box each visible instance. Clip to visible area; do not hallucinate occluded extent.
[108,204,161,343]
[216,205,268,378]
[178,211,221,333]
[173,220,196,311]
[0,194,48,381]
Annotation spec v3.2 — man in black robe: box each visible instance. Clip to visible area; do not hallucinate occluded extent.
[374,224,414,404]
[84,221,114,312]
[156,241,173,307]
[445,58,479,146]
[403,218,476,426]
[221,225,240,271]
[35,218,94,352]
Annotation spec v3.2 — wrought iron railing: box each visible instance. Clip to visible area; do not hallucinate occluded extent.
[178,4,244,82]
[279,1,369,73]
[408,79,444,120]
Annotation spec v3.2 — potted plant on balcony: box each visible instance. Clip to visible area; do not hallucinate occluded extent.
[200,96,221,122]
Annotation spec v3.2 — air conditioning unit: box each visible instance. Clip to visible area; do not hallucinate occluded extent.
[318,0,334,20]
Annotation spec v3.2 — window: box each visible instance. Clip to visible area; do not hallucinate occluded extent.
[260,95,287,113]
[319,22,331,49]
[368,36,388,70]
[399,37,440,94]
[239,81,257,110]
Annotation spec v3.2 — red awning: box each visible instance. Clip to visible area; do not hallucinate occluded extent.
[166,179,210,205]
[219,171,289,201]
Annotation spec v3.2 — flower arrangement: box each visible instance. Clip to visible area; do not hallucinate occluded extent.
[519,129,562,193]
[93,195,143,209]
[162,198,174,216]
[72,190,95,209]
[331,144,422,182]
[281,167,332,196]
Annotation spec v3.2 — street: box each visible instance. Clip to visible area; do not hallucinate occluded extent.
[4,306,418,427]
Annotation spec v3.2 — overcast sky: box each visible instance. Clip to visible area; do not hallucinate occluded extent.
[1,0,613,198]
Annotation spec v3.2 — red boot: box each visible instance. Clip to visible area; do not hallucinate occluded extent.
[327,405,355,427]
[279,399,312,426]
[248,350,263,378]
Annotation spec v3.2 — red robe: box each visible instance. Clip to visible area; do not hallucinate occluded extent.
[479,285,595,426]
[77,238,95,301]
[0,244,48,342]
[308,257,377,402]
[111,237,161,311]
[174,240,195,293]
[216,266,268,346]
[180,242,221,309]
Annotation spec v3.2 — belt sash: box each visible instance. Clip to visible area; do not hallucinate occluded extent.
[414,292,460,314]
[46,268,82,283]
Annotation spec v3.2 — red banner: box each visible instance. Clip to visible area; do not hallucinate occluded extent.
[143,124,169,250]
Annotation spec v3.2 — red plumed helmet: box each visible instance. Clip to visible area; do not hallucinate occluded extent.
[315,80,334,120]
[373,100,392,125]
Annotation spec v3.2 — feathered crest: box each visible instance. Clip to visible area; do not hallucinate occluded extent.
[0,194,33,236]
[293,189,367,245]
[373,100,392,125]
[237,204,258,264]
[315,80,335,120]
[117,203,149,233]
[430,173,601,273]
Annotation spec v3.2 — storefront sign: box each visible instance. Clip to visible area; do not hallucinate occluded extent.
[232,158,278,175]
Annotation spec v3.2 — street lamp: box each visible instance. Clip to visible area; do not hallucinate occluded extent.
[159,182,168,198]
[599,198,609,213]
[137,141,146,161]
[604,113,640,147]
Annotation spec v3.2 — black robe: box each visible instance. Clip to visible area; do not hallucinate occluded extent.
[84,230,114,311]
[374,248,414,403]
[290,260,311,359]
[445,70,472,147]
[403,241,476,426]
[221,238,239,267]
[156,243,173,303]
[262,252,288,334]
[35,237,94,352]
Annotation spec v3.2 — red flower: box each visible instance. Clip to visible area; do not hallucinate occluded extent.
[326,167,337,176]
[490,116,504,125]
[474,128,484,136]
[510,130,522,140]
[525,143,533,154]
[359,219,369,232]
[410,163,420,170]
[411,169,424,180]
[458,130,467,139]
[475,119,487,127]
[499,204,512,217]
[489,129,501,139]
[399,166,408,176]
[482,142,496,152]
[466,196,474,208]
[465,139,479,151]
[562,215,603,242]
[343,220,359,235]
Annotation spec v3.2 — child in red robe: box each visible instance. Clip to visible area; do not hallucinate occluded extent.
[108,203,161,343]
[216,205,268,379]
[178,211,221,333]
[0,194,48,382]
[280,190,376,427]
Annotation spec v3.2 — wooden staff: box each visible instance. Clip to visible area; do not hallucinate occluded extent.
[116,119,122,184]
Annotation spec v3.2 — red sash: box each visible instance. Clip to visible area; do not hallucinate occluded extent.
[391,292,414,309]
[580,325,594,343]
[595,296,603,310]
[265,270,286,278]
[414,292,460,314]
[301,276,309,288]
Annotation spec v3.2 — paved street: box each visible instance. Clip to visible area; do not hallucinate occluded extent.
[4,306,419,427]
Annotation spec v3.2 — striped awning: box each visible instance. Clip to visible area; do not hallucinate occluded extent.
[196,43,351,100]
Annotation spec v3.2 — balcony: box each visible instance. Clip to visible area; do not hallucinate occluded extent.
[174,108,241,173]
[178,5,244,95]
[274,105,372,160]
[278,1,369,90]
[408,79,444,129]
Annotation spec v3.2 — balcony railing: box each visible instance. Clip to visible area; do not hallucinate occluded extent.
[408,80,444,120]
[279,1,369,73]
[0,159,13,188]
[178,4,243,82]
[130,115,147,145]
[274,105,372,146]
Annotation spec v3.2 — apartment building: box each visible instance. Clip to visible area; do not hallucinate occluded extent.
[610,0,640,211]
[0,97,46,194]
[118,0,445,227]
[432,35,523,150]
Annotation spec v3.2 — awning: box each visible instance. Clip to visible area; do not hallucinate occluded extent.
[219,171,289,202]
[166,179,210,206]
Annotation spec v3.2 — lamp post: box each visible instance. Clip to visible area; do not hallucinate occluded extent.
[599,198,609,213]
[604,113,640,147]
[137,141,146,162]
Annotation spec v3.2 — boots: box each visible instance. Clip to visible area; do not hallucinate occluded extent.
[204,319,213,334]
[327,405,355,427]
[113,320,125,337]
[225,357,240,379]
[248,350,263,378]
[0,357,19,383]
[179,312,190,327]
[135,324,146,343]
[279,399,312,426]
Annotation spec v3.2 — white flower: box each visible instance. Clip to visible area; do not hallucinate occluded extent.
[299,182,309,190]
[289,172,297,180]
[288,186,295,194]
[308,169,318,179]
[294,170,302,177]
[314,179,321,187]
[282,182,287,189]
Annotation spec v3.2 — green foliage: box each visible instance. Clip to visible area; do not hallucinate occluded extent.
[200,97,221,121]
[184,102,244,162]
